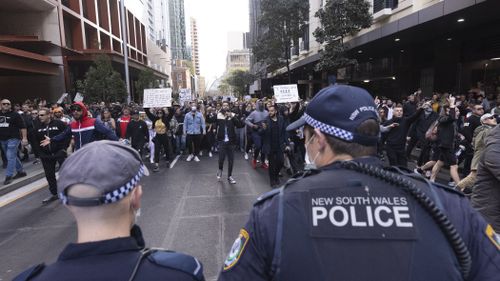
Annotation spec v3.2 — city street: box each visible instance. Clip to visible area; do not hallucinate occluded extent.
[0,152,273,281]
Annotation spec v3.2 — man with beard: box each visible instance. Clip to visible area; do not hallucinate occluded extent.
[34,108,69,203]
[216,102,243,184]
[245,100,269,169]
[126,110,149,158]
[261,105,289,187]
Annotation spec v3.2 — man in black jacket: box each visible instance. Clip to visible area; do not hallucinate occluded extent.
[262,105,289,187]
[34,108,69,203]
[216,102,243,184]
[382,102,425,167]
[461,103,484,177]
[126,110,149,157]
[406,102,438,166]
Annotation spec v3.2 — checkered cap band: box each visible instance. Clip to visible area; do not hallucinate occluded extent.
[304,113,354,142]
[59,165,147,205]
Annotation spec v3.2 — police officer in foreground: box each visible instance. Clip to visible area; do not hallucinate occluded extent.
[14,141,205,281]
[218,85,500,281]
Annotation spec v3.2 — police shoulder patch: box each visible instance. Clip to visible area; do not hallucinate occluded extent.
[223,228,250,271]
[485,224,500,250]
[254,189,280,206]
[148,250,203,281]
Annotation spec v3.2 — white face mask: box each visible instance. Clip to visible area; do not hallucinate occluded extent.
[304,134,320,170]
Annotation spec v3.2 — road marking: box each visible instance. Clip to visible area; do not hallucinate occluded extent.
[0,178,47,208]
[169,155,181,169]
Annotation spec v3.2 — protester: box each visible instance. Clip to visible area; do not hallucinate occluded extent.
[126,110,149,158]
[216,102,243,184]
[34,108,69,203]
[183,105,206,162]
[145,108,172,172]
[0,99,28,185]
[245,100,268,169]
[261,105,289,187]
[116,107,131,140]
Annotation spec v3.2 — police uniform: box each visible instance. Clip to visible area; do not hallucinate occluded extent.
[13,141,205,281]
[218,85,500,281]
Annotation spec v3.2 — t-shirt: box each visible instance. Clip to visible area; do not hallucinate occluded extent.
[155,119,167,134]
[0,111,26,141]
[118,116,131,138]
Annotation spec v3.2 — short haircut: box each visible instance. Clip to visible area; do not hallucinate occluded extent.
[305,119,380,158]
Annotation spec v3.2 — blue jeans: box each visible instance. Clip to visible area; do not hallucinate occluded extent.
[174,135,186,154]
[236,127,246,151]
[0,139,23,177]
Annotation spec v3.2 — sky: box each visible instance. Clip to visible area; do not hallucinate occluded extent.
[184,0,249,87]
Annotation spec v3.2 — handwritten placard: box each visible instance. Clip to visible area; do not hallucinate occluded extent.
[143,88,172,108]
[74,92,84,102]
[273,84,299,103]
[179,88,192,105]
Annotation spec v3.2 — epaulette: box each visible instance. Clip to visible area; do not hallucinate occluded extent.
[254,169,321,206]
[430,181,466,197]
[147,250,204,281]
[12,264,45,281]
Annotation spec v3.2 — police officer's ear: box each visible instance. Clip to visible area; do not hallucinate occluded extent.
[130,185,143,211]
[314,128,329,152]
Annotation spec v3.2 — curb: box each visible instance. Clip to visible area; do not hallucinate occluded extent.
[0,171,46,197]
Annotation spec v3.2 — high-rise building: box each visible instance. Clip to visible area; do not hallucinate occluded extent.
[169,0,188,60]
[190,18,200,76]
[143,0,171,82]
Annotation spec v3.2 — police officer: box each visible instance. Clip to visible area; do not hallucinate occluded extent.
[14,141,205,281]
[218,85,500,281]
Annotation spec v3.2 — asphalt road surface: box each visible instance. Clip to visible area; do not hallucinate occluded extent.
[0,152,274,281]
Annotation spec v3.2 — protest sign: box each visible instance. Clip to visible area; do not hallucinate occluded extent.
[179,88,192,104]
[74,92,84,102]
[143,88,172,108]
[273,84,299,103]
[57,93,69,104]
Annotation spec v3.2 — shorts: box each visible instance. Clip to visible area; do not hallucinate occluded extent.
[439,147,457,166]
[430,146,440,162]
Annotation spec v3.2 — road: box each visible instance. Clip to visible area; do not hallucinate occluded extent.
[0,152,274,281]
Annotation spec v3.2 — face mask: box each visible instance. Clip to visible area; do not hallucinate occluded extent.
[132,207,141,225]
[191,106,197,112]
[304,134,320,170]
[425,107,432,113]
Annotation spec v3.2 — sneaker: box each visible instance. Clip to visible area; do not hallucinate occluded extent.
[194,156,200,162]
[42,194,59,204]
[13,171,27,179]
[186,154,194,162]
[251,159,257,169]
[244,153,248,160]
[153,164,159,172]
[228,176,236,184]
[261,163,269,169]
[425,171,432,178]
[447,181,456,187]
[217,170,222,181]
[209,152,213,158]
[413,168,423,175]
[33,159,40,165]
[3,176,13,185]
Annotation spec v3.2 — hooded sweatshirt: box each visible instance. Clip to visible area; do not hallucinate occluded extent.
[245,103,269,128]
[52,102,118,150]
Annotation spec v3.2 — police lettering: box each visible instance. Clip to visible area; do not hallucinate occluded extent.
[312,196,413,228]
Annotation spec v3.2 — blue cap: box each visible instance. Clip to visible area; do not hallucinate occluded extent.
[286,84,379,146]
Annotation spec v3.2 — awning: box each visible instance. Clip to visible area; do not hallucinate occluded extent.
[0,45,60,76]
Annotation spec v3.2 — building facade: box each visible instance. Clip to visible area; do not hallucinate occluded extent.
[251,0,500,100]
[0,0,168,102]
[169,0,188,60]
[190,18,200,76]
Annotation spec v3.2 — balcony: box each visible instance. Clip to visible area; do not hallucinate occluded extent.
[373,0,398,20]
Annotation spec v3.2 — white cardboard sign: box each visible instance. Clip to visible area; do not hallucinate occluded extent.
[74,92,84,102]
[143,88,172,108]
[57,93,69,104]
[273,84,299,103]
[179,88,192,105]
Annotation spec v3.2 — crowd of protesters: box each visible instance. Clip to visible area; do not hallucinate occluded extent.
[2,84,499,231]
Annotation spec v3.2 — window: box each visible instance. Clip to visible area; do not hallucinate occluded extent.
[373,0,398,14]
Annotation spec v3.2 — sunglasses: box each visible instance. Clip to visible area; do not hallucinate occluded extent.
[2,103,10,105]
[70,107,82,112]
[38,114,46,117]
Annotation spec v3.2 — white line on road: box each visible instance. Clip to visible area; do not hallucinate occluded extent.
[169,155,181,169]
[0,178,48,208]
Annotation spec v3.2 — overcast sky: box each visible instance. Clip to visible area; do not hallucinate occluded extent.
[184,0,249,87]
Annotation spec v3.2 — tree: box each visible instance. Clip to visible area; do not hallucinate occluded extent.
[135,69,159,102]
[224,70,255,98]
[314,0,372,71]
[77,55,127,103]
[253,0,309,83]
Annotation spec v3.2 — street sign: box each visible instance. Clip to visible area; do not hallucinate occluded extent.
[273,84,299,103]
[143,88,172,108]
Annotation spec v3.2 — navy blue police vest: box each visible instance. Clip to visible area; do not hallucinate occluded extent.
[266,161,464,281]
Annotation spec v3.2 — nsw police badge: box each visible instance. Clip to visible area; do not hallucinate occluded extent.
[223,228,249,271]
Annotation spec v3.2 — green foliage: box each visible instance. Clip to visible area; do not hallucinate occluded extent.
[314,0,372,71]
[253,0,309,76]
[135,69,159,102]
[218,82,230,96]
[223,70,255,98]
[77,55,127,103]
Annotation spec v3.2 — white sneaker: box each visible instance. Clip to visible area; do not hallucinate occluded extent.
[244,153,248,160]
[217,170,222,181]
[194,156,200,162]
[209,152,213,158]
[186,154,194,162]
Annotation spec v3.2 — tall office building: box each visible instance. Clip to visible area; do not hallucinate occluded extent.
[169,0,188,60]
[190,18,200,76]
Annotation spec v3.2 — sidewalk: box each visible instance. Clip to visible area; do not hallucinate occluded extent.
[0,159,46,196]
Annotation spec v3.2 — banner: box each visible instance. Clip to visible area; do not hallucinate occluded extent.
[273,84,299,103]
[143,88,172,108]
[179,88,192,105]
